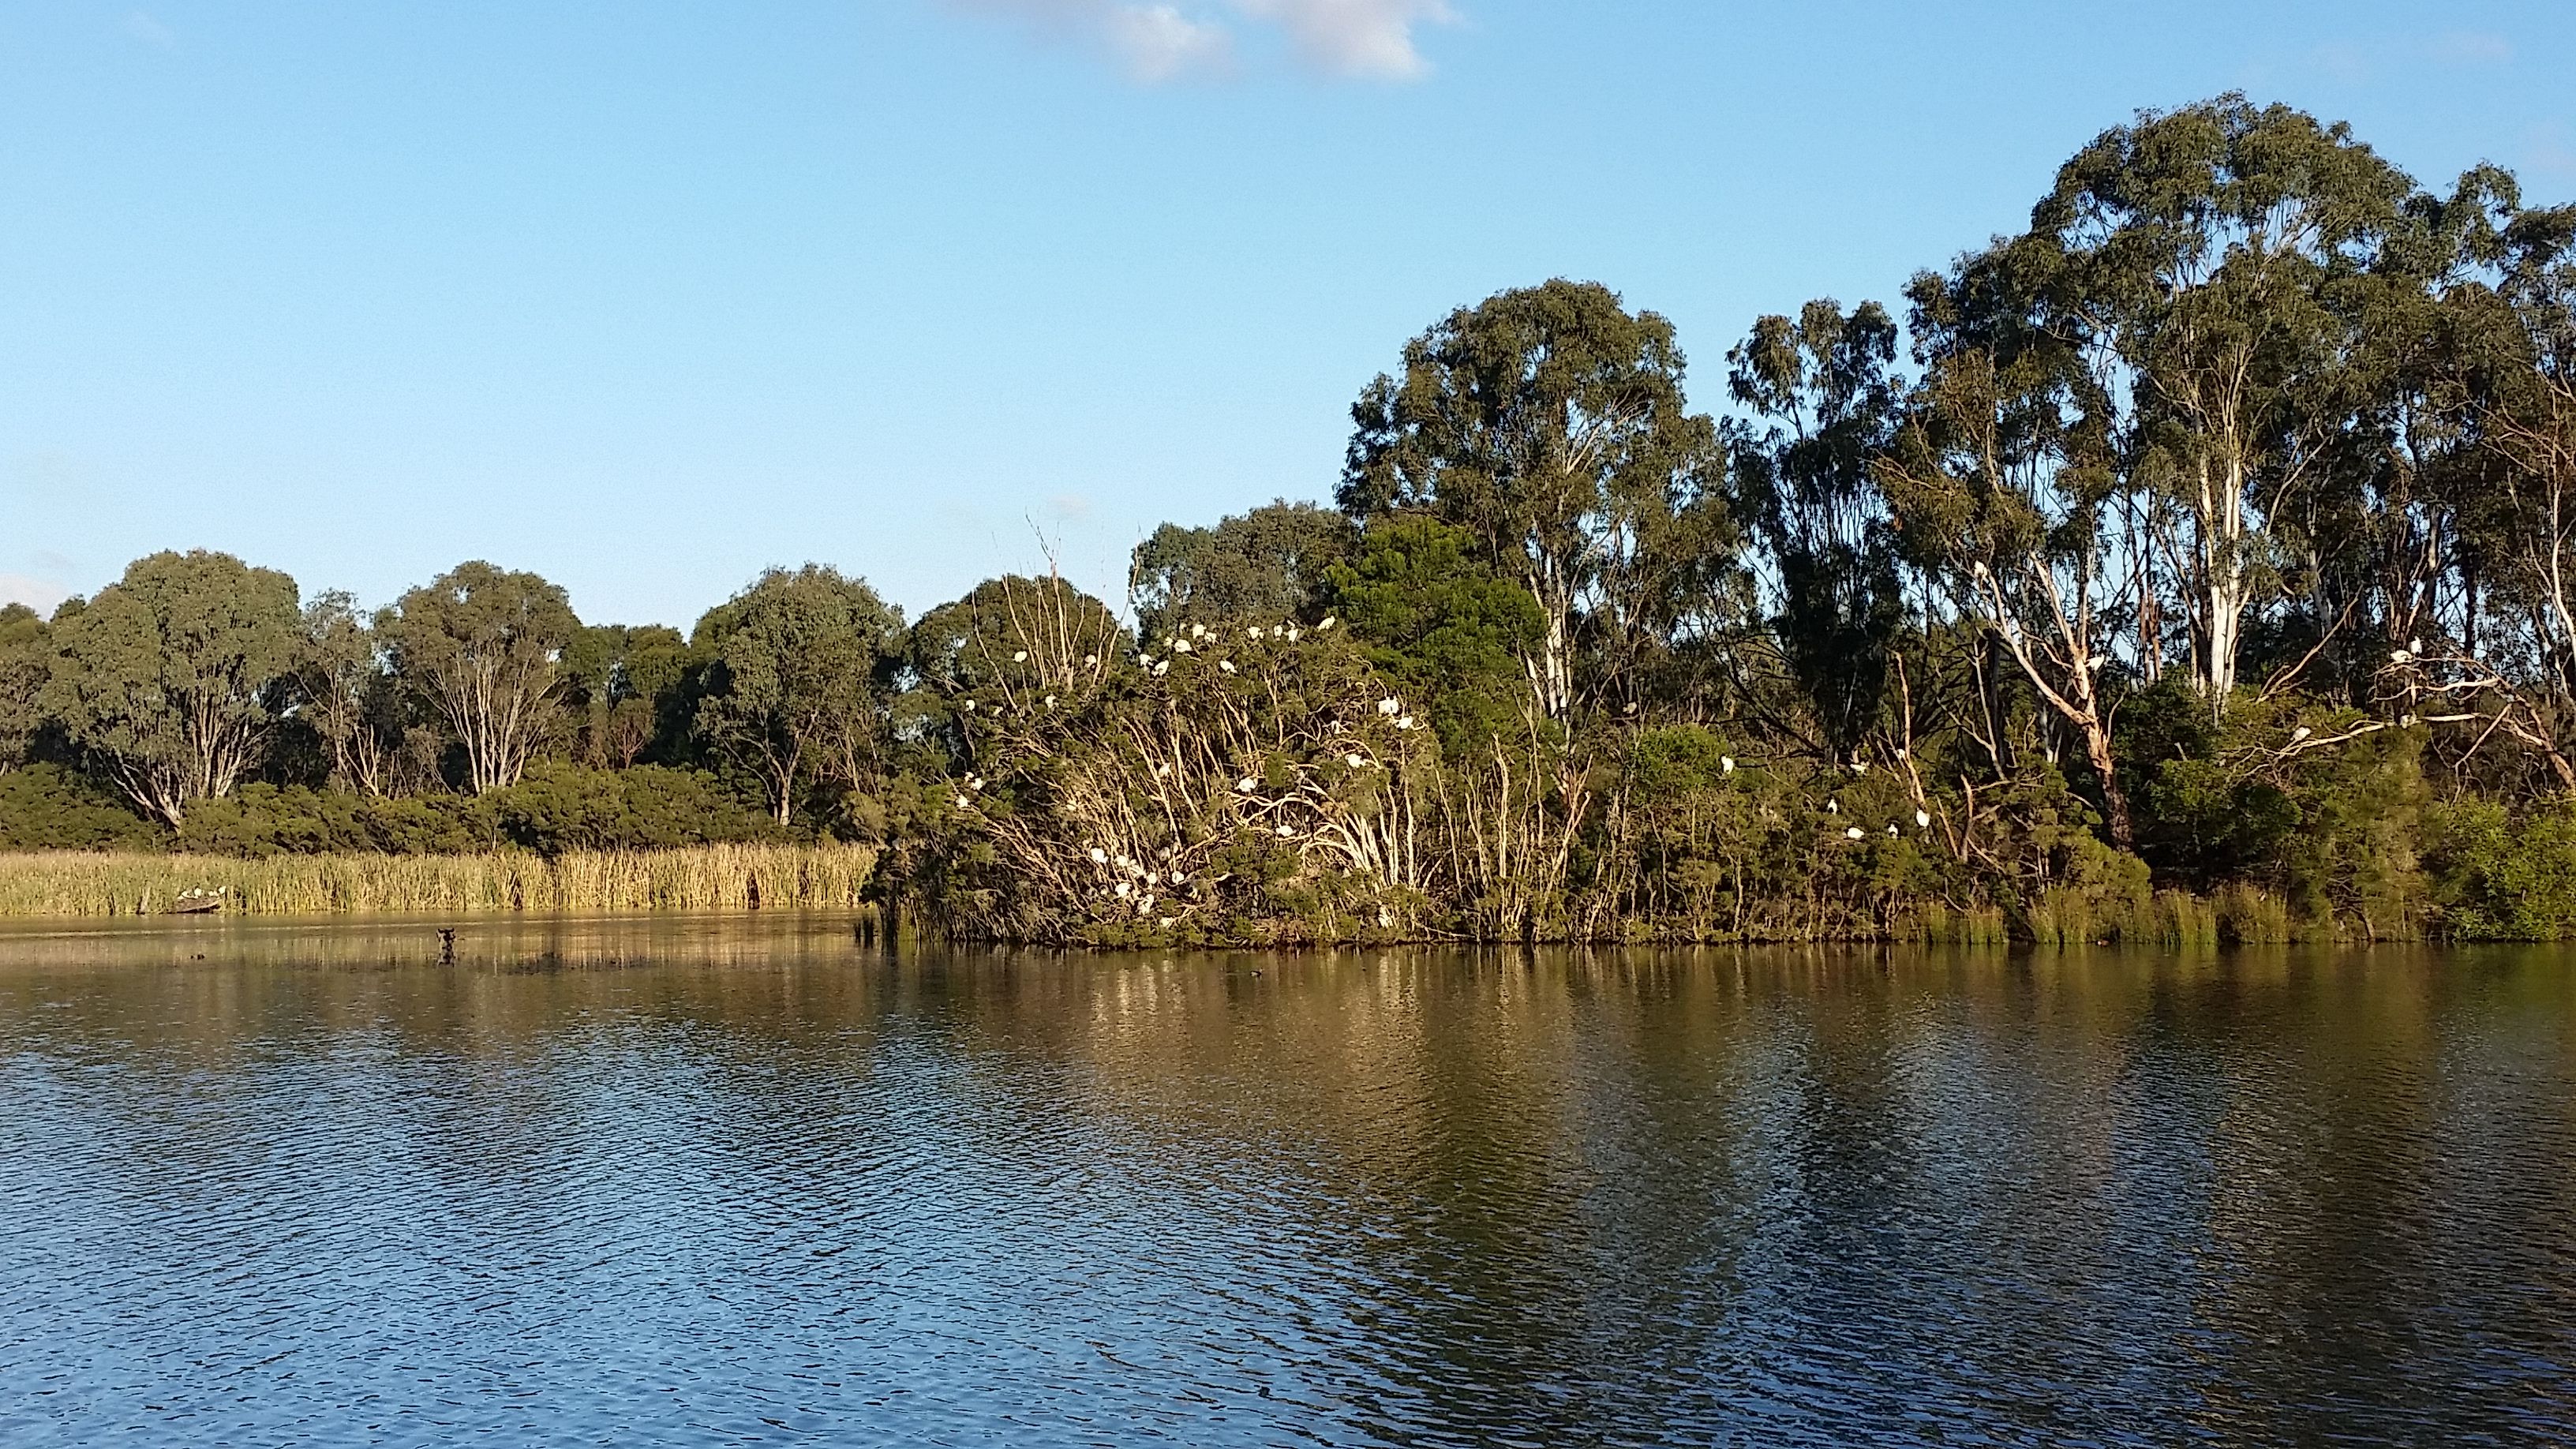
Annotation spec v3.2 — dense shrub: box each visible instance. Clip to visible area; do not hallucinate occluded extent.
[0,765,170,852]
[171,766,777,859]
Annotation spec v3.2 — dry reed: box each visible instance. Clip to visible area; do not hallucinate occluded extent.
[0,844,880,918]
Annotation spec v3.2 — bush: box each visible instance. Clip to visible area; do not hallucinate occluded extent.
[2422,797,2576,941]
[170,766,778,859]
[0,765,168,851]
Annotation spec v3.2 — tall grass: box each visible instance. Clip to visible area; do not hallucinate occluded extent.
[0,844,880,918]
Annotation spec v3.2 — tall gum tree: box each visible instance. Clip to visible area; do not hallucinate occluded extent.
[0,604,46,775]
[1881,254,2136,847]
[694,565,904,826]
[39,550,301,826]
[1725,299,1907,758]
[2034,95,2419,713]
[1339,279,1726,721]
[380,562,578,794]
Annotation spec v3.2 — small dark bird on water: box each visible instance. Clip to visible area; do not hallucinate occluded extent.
[437,928,456,965]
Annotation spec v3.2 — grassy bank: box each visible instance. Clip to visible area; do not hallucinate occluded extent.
[0,844,880,918]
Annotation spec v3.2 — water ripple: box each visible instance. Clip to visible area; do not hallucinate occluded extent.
[1,923,2570,1445]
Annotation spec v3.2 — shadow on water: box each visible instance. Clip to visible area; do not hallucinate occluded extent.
[0,919,2570,1446]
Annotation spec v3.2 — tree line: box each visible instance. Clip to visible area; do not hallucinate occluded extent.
[9,95,2576,941]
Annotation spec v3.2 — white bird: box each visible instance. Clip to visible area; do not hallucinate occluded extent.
[1320,616,1337,630]
[1247,627,1263,641]
[1238,777,1259,792]
[1915,809,1932,829]
[2400,713,2416,726]
[1084,653,1099,667]
[1155,762,1172,777]
[1846,826,1865,840]
[1720,757,1735,774]
[1159,915,1176,927]
[1275,825,1295,838]
[2290,726,2312,742]
[1091,847,1110,864]
[1044,695,1058,708]
[1170,872,1187,886]
[1888,824,1900,837]
[1826,799,1840,814]
[1219,659,1236,674]
[1145,872,1159,886]
[1190,623,1207,638]
[954,795,969,809]
[2391,650,2412,665]
[961,698,975,712]
[1852,762,1870,776]
[1287,627,1301,643]
[1172,638,1193,653]
[1377,697,1400,716]
[1115,882,1133,899]
[1345,753,1365,769]
[2409,638,2422,655]
[1153,661,1170,676]
[1895,747,1908,761]
[1140,894,1155,911]
[1013,650,1028,662]
[1271,625,1286,638]
[1397,716,1417,731]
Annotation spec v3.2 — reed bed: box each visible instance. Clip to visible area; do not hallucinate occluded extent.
[0,844,881,918]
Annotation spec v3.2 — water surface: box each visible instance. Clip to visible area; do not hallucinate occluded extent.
[2,917,2571,1445]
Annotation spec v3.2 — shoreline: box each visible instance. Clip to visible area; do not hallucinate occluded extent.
[0,844,879,919]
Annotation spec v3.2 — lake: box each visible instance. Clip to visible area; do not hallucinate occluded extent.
[2,917,2570,1446]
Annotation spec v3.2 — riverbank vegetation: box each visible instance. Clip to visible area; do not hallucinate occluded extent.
[8,96,2576,942]
[0,844,879,918]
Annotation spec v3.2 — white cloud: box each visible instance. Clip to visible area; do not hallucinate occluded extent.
[950,0,1453,83]
[1105,6,1234,81]
[1232,0,1453,80]
[0,573,69,614]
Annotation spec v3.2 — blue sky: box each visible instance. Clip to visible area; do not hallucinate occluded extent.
[5,1,2571,629]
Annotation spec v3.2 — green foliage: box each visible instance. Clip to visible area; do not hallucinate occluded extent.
[1726,300,1908,755]
[0,764,170,851]
[693,566,904,826]
[42,550,303,827]
[2422,798,2576,940]
[0,603,46,773]
[1324,518,1544,758]
[1340,278,1729,717]
[379,561,579,794]
[170,765,774,859]
[1130,501,1355,638]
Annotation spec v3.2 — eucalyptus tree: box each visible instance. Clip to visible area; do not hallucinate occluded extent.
[693,566,904,826]
[1879,250,2136,846]
[606,625,689,768]
[1725,299,1908,757]
[2032,95,2421,710]
[379,562,578,794]
[1339,279,1726,720]
[40,550,302,826]
[294,591,406,796]
[0,603,49,774]
[2423,194,2576,786]
[1129,501,1355,640]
